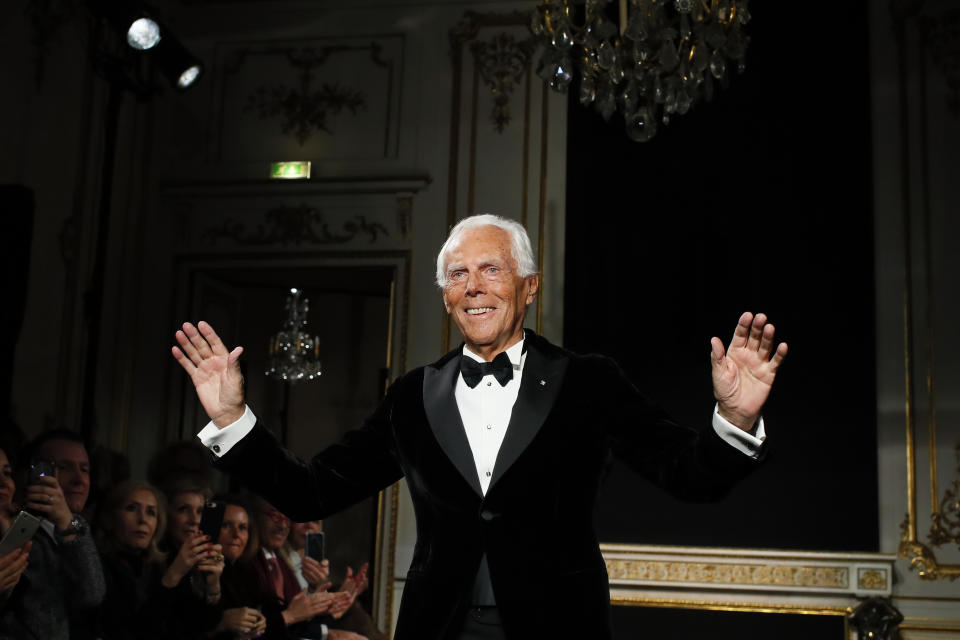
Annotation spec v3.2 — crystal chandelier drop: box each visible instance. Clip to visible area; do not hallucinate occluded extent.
[531,0,751,142]
[265,288,323,382]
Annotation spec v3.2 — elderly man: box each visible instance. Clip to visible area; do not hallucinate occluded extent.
[0,430,105,640]
[173,213,786,640]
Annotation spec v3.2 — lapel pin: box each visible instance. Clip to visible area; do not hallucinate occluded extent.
[539,380,546,386]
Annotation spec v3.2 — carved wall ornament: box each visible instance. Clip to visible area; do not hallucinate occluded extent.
[919,11,960,117]
[857,569,888,591]
[470,33,536,132]
[200,205,389,247]
[899,515,960,581]
[928,443,960,548]
[243,46,380,145]
[605,559,849,589]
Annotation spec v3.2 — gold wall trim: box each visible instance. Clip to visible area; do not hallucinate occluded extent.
[535,81,548,336]
[901,624,960,633]
[894,4,960,581]
[611,596,851,616]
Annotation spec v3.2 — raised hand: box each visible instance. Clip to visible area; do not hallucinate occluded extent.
[340,563,369,597]
[24,476,73,533]
[302,556,330,591]
[711,312,788,431]
[162,532,219,587]
[172,321,245,427]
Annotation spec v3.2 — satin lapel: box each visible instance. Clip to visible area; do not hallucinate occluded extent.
[423,355,484,497]
[488,343,569,491]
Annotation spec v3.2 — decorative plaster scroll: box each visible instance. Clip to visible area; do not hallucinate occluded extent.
[470,33,536,132]
[928,443,960,548]
[244,46,375,145]
[200,205,389,247]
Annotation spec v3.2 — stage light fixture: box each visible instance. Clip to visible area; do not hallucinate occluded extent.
[126,16,161,50]
[153,33,203,90]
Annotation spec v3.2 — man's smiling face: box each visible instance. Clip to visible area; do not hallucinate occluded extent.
[442,225,538,360]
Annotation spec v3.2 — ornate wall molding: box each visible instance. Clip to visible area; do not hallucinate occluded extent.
[200,206,389,247]
[892,0,960,584]
[242,45,378,145]
[602,545,896,598]
[469,33,536,132]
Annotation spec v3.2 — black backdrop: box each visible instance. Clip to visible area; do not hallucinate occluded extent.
[563,3,875,636]
[565,0,876,553]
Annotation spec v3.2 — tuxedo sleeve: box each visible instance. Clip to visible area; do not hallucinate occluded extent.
[213,379,406,522]
[596,356,763,502]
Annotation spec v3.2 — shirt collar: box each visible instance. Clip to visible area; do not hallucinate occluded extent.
[462,336,525,367]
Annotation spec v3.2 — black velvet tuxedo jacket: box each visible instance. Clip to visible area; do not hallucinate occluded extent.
[216,330,761,640]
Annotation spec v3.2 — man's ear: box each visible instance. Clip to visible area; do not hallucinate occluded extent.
[442,290,451,313]
[525,275,540,305]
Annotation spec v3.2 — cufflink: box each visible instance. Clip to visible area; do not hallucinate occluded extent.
[212,444,221,453]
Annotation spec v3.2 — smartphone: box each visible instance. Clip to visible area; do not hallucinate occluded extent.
[0,511,42,556]
[28,460,57,485]
[305,531,325,562]
[199,500,226,540]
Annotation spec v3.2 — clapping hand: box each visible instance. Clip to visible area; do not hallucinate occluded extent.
[711,312,788,431]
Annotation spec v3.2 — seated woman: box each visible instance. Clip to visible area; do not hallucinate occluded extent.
[96,481,223,639]
[0,444,31,604]
[215,496,361,640]
[158,476,226,601]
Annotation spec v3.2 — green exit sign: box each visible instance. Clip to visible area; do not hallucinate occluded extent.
[270,161,311,179]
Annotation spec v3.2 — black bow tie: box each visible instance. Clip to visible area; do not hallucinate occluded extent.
[460,352,514,388]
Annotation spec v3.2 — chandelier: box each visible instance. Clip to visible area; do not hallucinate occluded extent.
[531,0,751,142]
[265,288,323,382]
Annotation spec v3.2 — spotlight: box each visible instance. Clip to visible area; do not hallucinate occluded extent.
[152,33,203,90]
[126,16,161,50]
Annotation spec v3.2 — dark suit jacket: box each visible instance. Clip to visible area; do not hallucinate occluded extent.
[216,330,762,640]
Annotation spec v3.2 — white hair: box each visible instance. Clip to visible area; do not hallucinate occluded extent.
[435,213,538,288]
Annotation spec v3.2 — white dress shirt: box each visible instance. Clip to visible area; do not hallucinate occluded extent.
[199,338,765,486]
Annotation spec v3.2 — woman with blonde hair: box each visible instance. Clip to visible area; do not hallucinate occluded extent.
[95,480,223,639]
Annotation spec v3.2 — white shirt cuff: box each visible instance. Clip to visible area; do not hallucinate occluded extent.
[711,404,765,459]
[197,406,257,457]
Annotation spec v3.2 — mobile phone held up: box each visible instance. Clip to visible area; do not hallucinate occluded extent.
[199,500,226,541]
[0,511,42,556]
[28,460,57,485]
[305,531,325,562]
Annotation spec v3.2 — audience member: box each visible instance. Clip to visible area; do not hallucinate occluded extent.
[0,444,30,604]
[0,430,105,640]
[228,495,363,639]
[96,480,222,639]
[285,520,386,640]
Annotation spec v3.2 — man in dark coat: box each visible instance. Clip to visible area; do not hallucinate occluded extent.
[172,214,787,640]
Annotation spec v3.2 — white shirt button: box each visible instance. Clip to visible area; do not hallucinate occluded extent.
[486,424,492,430]
[485,471,491,477]
[486,381,492,387]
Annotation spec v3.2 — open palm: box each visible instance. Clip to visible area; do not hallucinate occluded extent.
[172,321,246,427]
[711,312,788,431]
